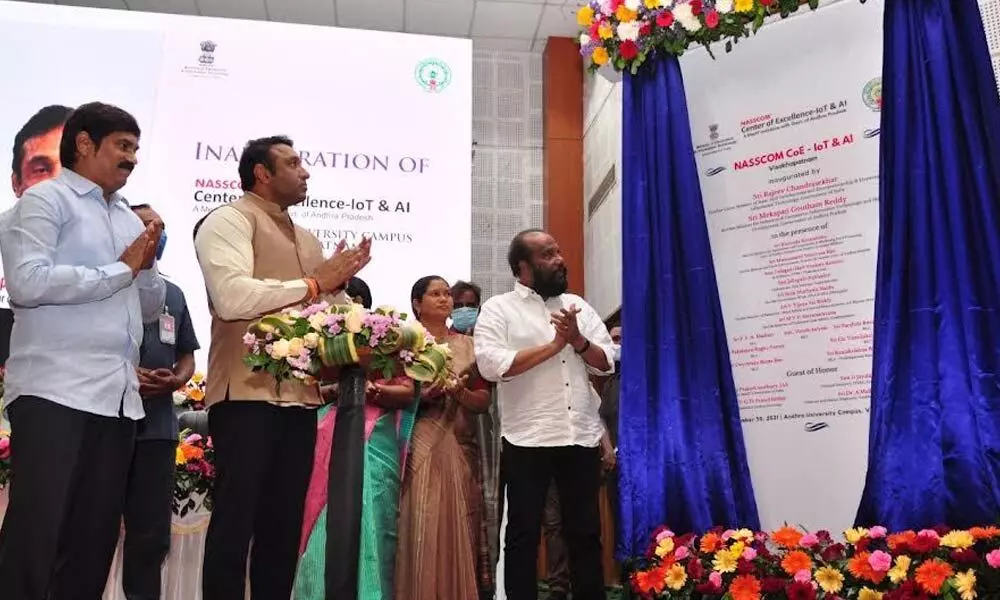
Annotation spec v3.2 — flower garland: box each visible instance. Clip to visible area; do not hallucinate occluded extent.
[243,302,453,386]
[174,430,214,517]
[172,372,206,412]
[627,524,1000,600]
[578,0,820,74]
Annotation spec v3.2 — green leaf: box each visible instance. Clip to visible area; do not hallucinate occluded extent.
[808,0,819,8]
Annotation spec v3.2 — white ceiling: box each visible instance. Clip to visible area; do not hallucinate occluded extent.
[18,0,582,52]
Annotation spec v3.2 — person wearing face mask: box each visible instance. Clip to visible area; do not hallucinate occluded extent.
[123,204,199,600]
[450,280,481,334]
[475,229,615,600]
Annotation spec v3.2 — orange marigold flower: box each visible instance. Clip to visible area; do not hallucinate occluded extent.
[781,550,813,575]
[729,574,762,600]
[180,444,204,461]
[970,526,1000,540]
[772,526,805,548]
[848,552,886,584]
[887,531,916,551]
[700,532,723,553]
[914,559,954,595]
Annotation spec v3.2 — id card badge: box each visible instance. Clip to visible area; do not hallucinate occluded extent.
[159,311,176,345]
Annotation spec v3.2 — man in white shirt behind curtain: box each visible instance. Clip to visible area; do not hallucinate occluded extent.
[474,229,614,600]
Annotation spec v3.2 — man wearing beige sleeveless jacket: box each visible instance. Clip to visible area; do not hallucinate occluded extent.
[194,135,370,600]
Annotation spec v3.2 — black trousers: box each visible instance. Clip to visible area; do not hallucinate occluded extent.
[202,401,317,600]
[501,439,604,600]
[122,439,177,600]
[0,396,136,600]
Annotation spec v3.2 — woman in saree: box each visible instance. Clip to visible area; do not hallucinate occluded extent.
[294,279,420,600]
[394,275,493,600]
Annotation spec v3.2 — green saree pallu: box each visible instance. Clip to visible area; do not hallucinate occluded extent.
[295,368,418,600]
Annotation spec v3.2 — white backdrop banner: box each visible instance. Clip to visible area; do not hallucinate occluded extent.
[680,0,884,534]
[0,1,472,369]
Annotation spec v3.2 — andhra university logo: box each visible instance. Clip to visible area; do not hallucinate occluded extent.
[199,40,217,66]
[415,58,451,93]
[862,77,882,112]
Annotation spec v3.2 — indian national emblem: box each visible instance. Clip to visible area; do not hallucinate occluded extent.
[414,58,452,93]
[199,40,217,66]
[709,124,720,141]
[862,77,882,112]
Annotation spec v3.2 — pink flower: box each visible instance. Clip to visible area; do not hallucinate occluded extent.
[185,433,202,445]
[709,572,723,587]
[0,436,10,460]
[722,529,736,540]
[794,569,812,583]
[987,549,1000,568]
[656,529,674,542]
[742,547,757,561]
[675,546,690,560]
[242,332,257,348]
[918,529,940,540]
[800,533,819,548]
[704,8,720,28]
[869,526,887,539]
[868,550,892,572]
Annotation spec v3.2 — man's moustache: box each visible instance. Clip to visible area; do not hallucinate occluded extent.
[118,162,135,172]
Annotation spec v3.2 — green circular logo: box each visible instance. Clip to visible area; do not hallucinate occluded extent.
[862,77,882,112]
[415,58,451,93]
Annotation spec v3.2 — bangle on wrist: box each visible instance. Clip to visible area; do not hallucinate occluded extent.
[574,339,591,354]
[303,277,320,301]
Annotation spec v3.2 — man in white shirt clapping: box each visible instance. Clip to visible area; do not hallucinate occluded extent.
[474,229,615,600]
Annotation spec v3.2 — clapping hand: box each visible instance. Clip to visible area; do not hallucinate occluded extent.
[313,236,373,293]
[551,304,582,346]
[120,220,163,277]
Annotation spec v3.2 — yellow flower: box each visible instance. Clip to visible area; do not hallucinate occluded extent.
[591,47,609,65]
[941,530,975,549]
[735,0,754,11]
[190,372,204,384]
[287,337,305,356]
[643,0,659,7]
[344,306,365,333]
[175,446,186,465]
[576,5,595,26]
[597,23,614,40]
[615,5,638,21]
[268,338,291,359]
[858,589,884,600]
[889,555,912,584]
[954,570,977,600]
[654,536,675,557]
[713,549,738,573]
[815,567,845,594]
[729,541,746,559]
[664,564,687,591]
[845,527,870,544]
[732,529,755,542]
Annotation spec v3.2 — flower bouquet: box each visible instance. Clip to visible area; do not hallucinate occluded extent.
[627,524,1000,600]
[172,372,207,411]
[173,431,214,517]
[0,428,9,490]
[577,0,820,75]
[242,302,453,387]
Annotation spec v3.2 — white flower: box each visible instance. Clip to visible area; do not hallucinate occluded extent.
[303,332,320,349]
[287,337,305,356]
[624,0,641,10]
[617,21,641,41]
[716,0,734,12]
[658,0,673,7]
[285,309,302,319]
[673,3,702,31]
[579,33,592,46]
[307,312,327,332]
[344,306,365,334]
[268,338,291,359]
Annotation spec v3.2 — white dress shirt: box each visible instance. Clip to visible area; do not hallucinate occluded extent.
[474,282,615,448]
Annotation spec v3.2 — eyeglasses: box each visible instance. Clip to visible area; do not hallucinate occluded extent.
[453,301,478,309]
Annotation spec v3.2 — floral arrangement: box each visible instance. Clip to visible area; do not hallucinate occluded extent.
[627,524,1000,600]
[243,302,453,386]
[577,0,820,74]
[172,372,207,411]
[173,431,214,517]
[0,428,9,490]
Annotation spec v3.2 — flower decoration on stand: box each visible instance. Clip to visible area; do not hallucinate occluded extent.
[242,302,453,387]
[172,372,207,411]
[627,524,1000,600]
[578,0,821,74]
[173,430,214,517]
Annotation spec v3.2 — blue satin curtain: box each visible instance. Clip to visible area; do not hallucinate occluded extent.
[856,0,1000,530]
[618,55,759,557]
